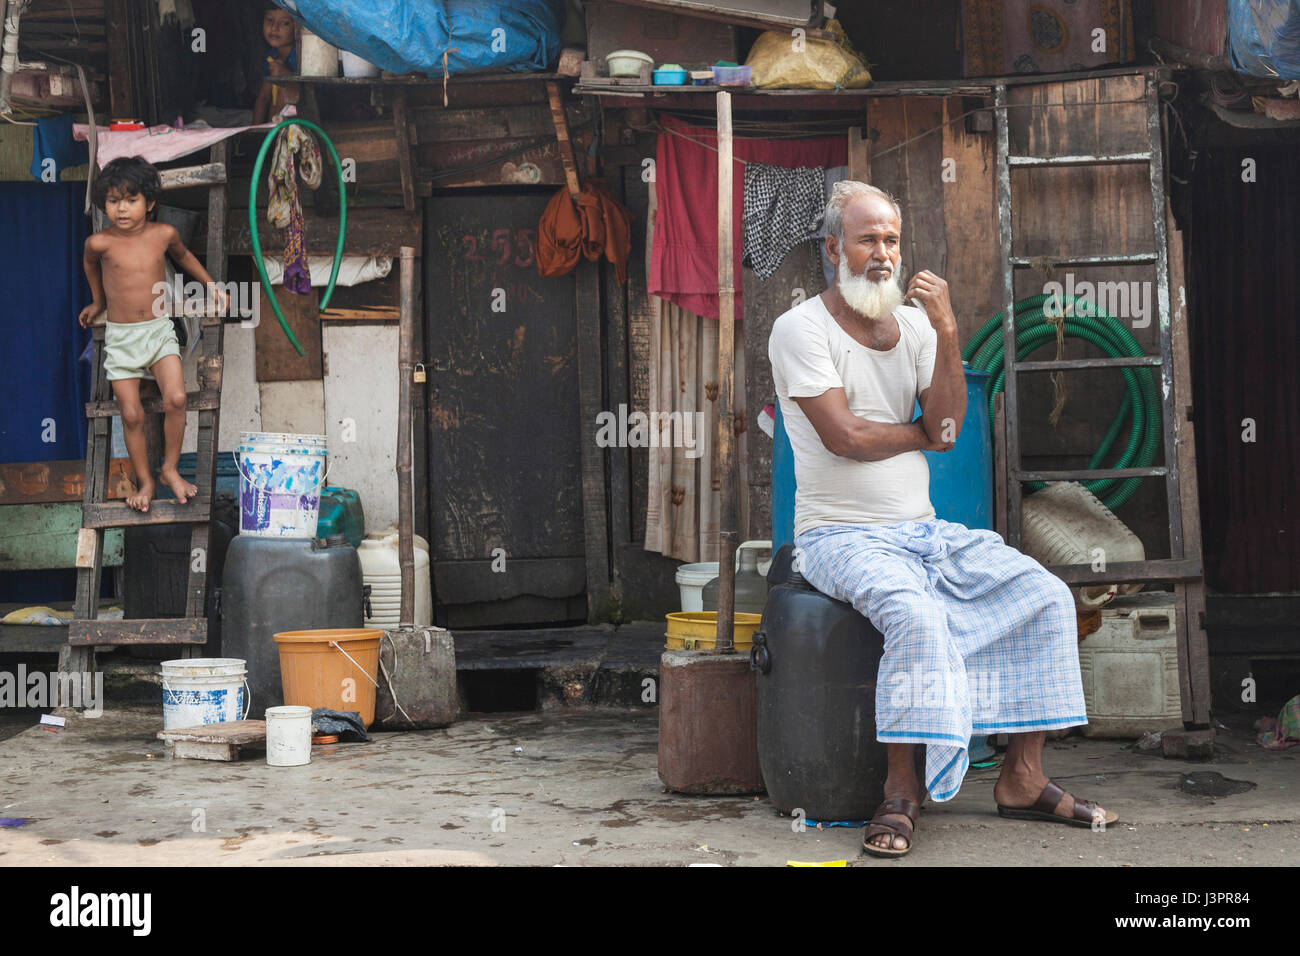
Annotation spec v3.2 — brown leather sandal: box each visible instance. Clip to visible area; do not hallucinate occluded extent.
[861,798,920,858]
[997,779,1119,828]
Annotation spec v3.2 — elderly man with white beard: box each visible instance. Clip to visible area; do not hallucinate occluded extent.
[767,181,1117,857]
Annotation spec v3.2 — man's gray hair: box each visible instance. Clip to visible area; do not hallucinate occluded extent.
[823,181,902,241]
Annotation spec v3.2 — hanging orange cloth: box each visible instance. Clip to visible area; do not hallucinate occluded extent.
[537,178,632,284]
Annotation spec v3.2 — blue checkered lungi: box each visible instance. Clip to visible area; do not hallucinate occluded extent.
[794,519,1088,802]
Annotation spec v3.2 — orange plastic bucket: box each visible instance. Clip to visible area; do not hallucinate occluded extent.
[272,628,382,728]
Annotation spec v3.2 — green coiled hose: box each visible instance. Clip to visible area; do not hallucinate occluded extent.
[961,293,1161,510]
[248,118,347,357]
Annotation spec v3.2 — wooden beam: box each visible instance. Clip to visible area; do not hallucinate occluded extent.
[0,459,135,504]
[546,80,581,200]
[392,90,416,212]
[715,89,737,653]
[86,390,220,417]
[228,208,421,258]
[575,260,610,621]
[397,246,416,624]
[82,499,212,529]
[160,163,226,191]
[68,618,208,645]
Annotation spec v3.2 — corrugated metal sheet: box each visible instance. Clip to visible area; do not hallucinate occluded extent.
[1189,145,1300,593]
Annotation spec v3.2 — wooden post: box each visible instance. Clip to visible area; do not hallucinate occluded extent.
[397,246,416,624]
[715,90,737,653]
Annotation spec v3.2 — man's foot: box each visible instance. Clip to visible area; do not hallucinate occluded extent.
[160,466,198,504]
[994,773,1118,828]
[862,788,921,856]
[125,479,154,513]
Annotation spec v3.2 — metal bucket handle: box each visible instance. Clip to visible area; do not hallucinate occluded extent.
[237,451,332,493]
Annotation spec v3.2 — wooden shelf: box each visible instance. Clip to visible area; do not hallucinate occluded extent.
[268,71,569,86]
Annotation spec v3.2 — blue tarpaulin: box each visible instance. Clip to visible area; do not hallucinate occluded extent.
[277,0,565,76]
[1229,0,1300,79]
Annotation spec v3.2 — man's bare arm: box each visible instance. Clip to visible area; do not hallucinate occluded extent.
[794,388,951,462]
[907,271,966,443]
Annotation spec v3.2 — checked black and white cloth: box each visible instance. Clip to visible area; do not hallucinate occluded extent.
[742,162,827,280]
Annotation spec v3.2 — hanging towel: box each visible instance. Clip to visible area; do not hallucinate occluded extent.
[266,124,322,296]
[649,115,846,320]
[30,113,89,180]
[537,178,633,283]
[742,162,826,280]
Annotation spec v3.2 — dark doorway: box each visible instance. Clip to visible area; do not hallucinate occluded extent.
[1187,145,1300,594]
[424,192,587,628]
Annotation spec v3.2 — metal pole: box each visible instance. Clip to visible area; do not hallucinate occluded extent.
[715,90,737,653]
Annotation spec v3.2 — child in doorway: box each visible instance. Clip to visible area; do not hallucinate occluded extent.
[253,3,299,124]
[78,156,227,513]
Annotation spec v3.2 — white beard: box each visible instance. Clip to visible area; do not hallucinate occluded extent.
[838,261,905,320]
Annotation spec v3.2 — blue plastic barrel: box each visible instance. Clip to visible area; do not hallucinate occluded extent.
[771,364,994,550]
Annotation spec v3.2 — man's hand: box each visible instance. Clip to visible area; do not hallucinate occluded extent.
[906,270,957,333]
[78,302,104,328]
[922,434,955,453]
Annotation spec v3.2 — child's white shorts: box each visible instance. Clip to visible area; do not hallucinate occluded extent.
[103,316,180,381]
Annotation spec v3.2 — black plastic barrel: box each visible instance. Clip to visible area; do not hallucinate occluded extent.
[752,545,893,821]
[221,535,364,719]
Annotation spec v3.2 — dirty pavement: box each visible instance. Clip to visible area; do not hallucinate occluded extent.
[1,706,1295,867]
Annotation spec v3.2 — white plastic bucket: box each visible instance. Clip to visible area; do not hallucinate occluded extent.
[161,658,247,730]
[265,705,313,766]
[675,563,718,613]
[236,431,328,539]
[340,50,381,78]
[299,26,338,76]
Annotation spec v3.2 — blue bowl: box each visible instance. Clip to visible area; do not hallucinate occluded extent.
[653,68,687,85]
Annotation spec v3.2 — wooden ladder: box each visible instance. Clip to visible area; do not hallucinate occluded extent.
[60,141,231,683]
[992,73,1211,727]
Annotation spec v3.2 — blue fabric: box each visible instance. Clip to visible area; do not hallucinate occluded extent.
[1229,0,1300,79]
[795,519,1087,803]
[278,0,564,76]
[0,183,92,464]
[29,113,89,180]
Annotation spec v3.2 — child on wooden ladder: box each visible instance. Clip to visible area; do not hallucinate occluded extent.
[78,156,227,513]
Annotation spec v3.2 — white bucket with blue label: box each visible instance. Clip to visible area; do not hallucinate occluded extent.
[236,431,328,538]
[161,658,248,730]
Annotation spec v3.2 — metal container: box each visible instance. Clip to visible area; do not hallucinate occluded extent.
[657,650,764,795]
[220,535,363,719]
[752,550,892,821]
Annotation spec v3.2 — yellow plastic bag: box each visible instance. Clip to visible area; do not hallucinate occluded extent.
[745,19,872,90]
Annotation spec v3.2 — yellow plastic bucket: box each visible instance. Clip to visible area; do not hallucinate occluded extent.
[665,611,762,651]
[273,628,382,728]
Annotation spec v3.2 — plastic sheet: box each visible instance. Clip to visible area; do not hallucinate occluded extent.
[1229,0,1300,79]
[277,0,564,76]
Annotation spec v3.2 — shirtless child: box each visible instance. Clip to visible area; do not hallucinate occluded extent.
[79,156,226,512]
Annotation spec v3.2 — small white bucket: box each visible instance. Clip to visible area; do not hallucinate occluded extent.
[299,26,338,77]
[675,563,719,613]
[161,658,247,730]
[265,705,313,767]
[237,431,328,539]
[340,50,381,78]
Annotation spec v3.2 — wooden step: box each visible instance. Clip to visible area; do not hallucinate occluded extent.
[1048,558,1202,585]
[68,617,207,645]
[160,162,226,190]
[82,498,211,528]
[85,389,221,418]
[158,720,266,762]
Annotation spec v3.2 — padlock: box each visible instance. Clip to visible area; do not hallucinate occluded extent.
[413,363,426,383]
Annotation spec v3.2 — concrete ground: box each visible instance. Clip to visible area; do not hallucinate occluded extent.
[0,703,1295,867]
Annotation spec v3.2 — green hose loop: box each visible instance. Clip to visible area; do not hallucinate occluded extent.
[248,118,347,356]
[962,294,1161,510]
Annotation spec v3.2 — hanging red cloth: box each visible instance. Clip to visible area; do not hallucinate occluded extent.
[537,178,633,283]
[649,114,846,320]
